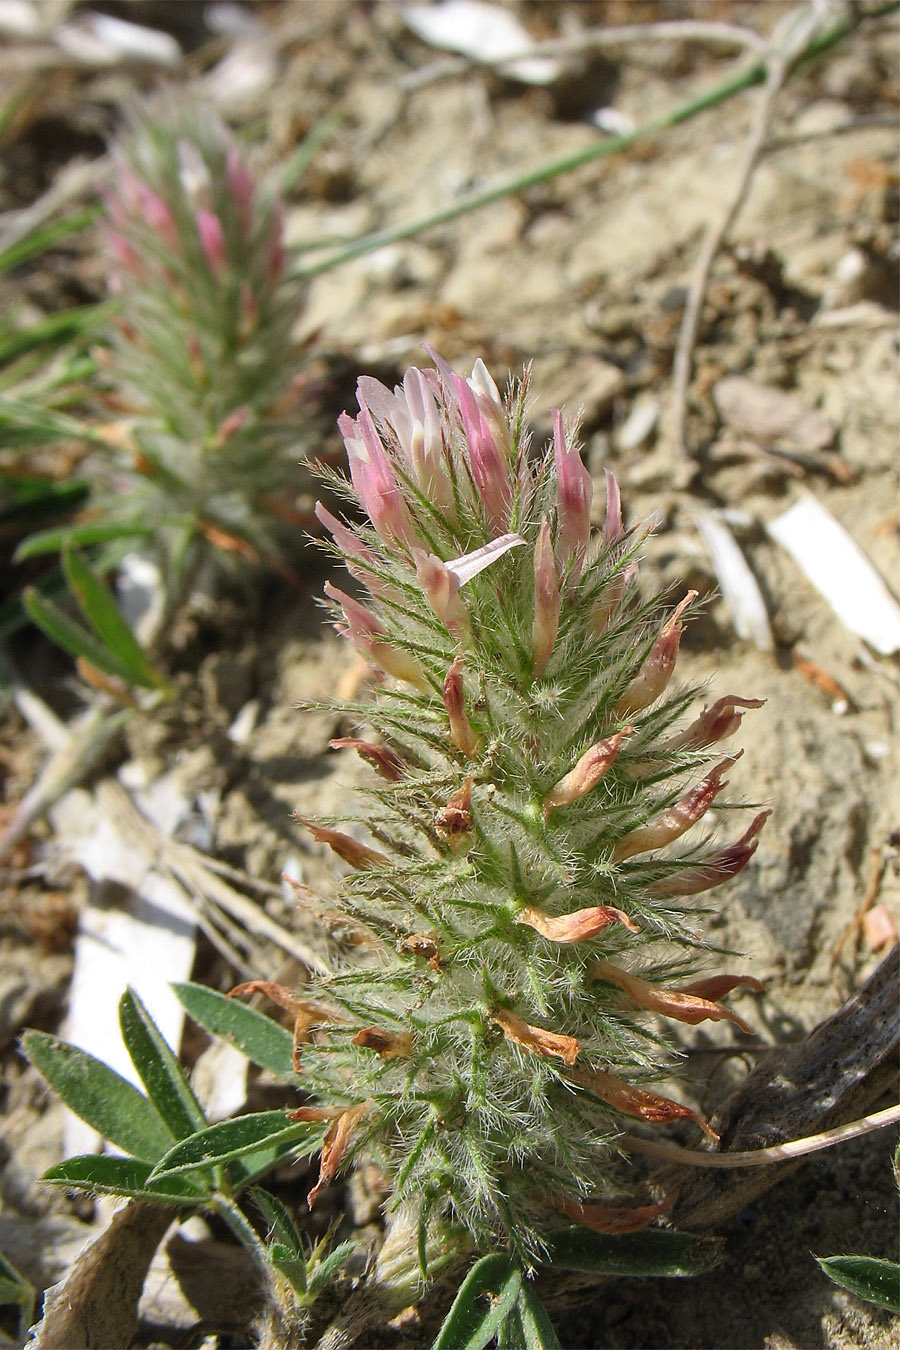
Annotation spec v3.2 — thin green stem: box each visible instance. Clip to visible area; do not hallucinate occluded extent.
[291,2,897,281]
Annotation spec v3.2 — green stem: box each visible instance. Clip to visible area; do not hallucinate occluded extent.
[292,2,897,281]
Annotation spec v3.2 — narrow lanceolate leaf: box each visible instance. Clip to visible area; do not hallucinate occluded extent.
[61,543,165,690]
[511,1284,563,1350]
[23,587,153,690]
[250,1187,306,1253]
[149,1110,325,1180]
[542,1228,723,1277]
[42,1154,210,1206]
[0,1250,34,1332]
[307,1241,358,1298]
[269,1243,310,1298]
[432,1253,522,1350]
[173,981,295,1077]
[816,1255,900,1314]
[119,988,207,1140]
[23,1031,174,1163]
[16,522,153,560]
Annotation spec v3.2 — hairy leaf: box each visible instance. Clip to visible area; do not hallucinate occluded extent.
[43,1154,209,1205]
[149,1111,324,1180]
[174,982,295,1076]
[432,1252,522,1350]
[119,988,207,1140]
[542,1227,723,1277]
[24,1030,173,1162]
[816,1255,900,1315]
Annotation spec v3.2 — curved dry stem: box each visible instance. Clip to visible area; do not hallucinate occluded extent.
[622,1102,900,1168]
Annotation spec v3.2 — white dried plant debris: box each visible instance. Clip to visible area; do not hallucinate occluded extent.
[694,507,774,652]
[52,777,198,1157]
[55,10,181,65]
[713,375,835,452]
[616,393,660,452]
[403,0,562,84]
[203,37,277,107]
[0,0,59,37]
[589,106,636,136]
[767,495,900,655]
[116,550,165,648]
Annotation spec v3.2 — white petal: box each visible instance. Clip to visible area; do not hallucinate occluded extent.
[446,532,526,586]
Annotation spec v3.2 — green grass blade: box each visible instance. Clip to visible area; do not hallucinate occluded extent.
[119,988,207,1140]
[16,521,152,559]
[173,982,295,1077]
[0,208,97,274]
[0,396,105,447]
[0,301,107,364]
[23,1030,174,1162]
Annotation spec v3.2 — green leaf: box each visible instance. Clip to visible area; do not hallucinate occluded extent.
[0,1249,35,1335]
[816,1255,900,1315]
[514,1285,562,1350]
[119,988,207,1140]
[307,1240,356,1298]
[0,396,106,448]
[432,1252,522,1350]
[497,1303,527,1350]
[16,521,152,559]
[270,1242,309,1298]
[149,1110,324,1180]
[23,1030,174,1163]
[22,585,163,691]
[42,1154,210,1206]
[251,1186,305,1252]
[62,543,164,690]
[542,1227,723,1277]
[173,982,295,1076]
[0,301,106,364]
[0,208,97,274]
[229,1138,309,1190]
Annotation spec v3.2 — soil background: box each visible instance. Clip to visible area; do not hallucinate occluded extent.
[0,3,897,1348]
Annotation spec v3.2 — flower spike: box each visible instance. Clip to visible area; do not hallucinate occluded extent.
[289,349,768,1266]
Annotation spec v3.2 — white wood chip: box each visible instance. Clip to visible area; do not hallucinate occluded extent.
[767,495,900,655]
[403,1,561,84]
[694,508,774,651]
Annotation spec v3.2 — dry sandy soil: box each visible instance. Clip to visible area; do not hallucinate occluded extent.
[0,3,897,1348]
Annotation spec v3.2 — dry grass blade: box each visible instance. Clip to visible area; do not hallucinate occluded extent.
[94,779,332,979]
